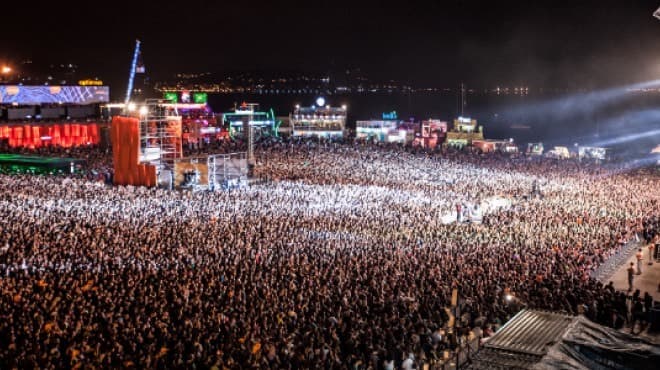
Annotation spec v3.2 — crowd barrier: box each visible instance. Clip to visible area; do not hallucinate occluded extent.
[0,123,100,148]
[590,236,644,282]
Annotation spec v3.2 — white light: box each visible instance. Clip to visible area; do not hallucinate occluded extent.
[127,102,136,112]
[316,97,325,107]
[505,294,513,302]
[341,104,347,110]
[139,106,148,116]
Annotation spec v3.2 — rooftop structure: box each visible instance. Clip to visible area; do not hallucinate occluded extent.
[290,97,346,138]
[468,309,660,370]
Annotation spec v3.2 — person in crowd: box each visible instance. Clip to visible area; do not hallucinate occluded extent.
[628,262,635,292]
[0,138,657,369]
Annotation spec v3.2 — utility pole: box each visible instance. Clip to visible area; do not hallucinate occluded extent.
[460,82,466,117]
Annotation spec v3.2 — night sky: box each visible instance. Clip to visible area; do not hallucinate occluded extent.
[1,0,660,90]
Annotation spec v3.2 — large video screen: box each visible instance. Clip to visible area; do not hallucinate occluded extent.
[0,86,109,105]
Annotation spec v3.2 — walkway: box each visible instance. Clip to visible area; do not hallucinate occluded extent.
[609,243,659,301]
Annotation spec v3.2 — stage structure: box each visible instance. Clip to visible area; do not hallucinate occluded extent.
[221,102,277,173]
[222,103,278,140]
[137,99,183,170]
[113,99,248,189]
[111,99,182,187]
[173,152,247,190]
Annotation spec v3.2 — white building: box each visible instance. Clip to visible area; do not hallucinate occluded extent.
[289,97,346,138]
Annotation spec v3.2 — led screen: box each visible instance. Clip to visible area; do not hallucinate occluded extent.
[0,86,109,105]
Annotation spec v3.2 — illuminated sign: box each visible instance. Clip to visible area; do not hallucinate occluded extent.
[382,111,397,120]
[78,79,103,86]
[0,86,109,105]
[181,90,191,103]
[163,92,178,103]
[193,92,208,104]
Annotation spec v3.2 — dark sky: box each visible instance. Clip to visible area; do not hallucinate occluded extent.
[2,0,660,90]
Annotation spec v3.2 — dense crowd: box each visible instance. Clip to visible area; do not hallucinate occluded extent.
[0,140,658,369]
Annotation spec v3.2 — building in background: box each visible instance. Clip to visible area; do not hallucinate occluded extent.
[290,97,346,138]
[527,142,544,156]
[473,139,518,153]
[413,119,448,148]
[356,120,399,142]
[0,85,109,121]
[356,111,410,143]
[445,116,483,148]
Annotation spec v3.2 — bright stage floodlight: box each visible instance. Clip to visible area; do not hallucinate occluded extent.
[654,6,660,20]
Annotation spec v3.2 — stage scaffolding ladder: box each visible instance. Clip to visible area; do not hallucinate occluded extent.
[138,99,182,172]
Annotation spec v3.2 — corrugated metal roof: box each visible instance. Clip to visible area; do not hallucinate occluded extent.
[466,348,542,370]
[485,310,574,356]
[466,310,575,370]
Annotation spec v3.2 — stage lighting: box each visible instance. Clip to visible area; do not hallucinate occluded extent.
[654,6,660,20]
[127,102,136,112]
[139,106,148,116]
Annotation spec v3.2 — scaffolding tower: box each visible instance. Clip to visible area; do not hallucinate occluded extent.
[208,152,248,189]
[138,99,183,172]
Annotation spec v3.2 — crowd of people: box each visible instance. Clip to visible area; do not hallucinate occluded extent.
[0,139,658,369]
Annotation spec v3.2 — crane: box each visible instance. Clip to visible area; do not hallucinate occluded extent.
[124,40,141,106]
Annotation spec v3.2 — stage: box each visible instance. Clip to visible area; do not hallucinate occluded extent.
[0,154,85,174]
